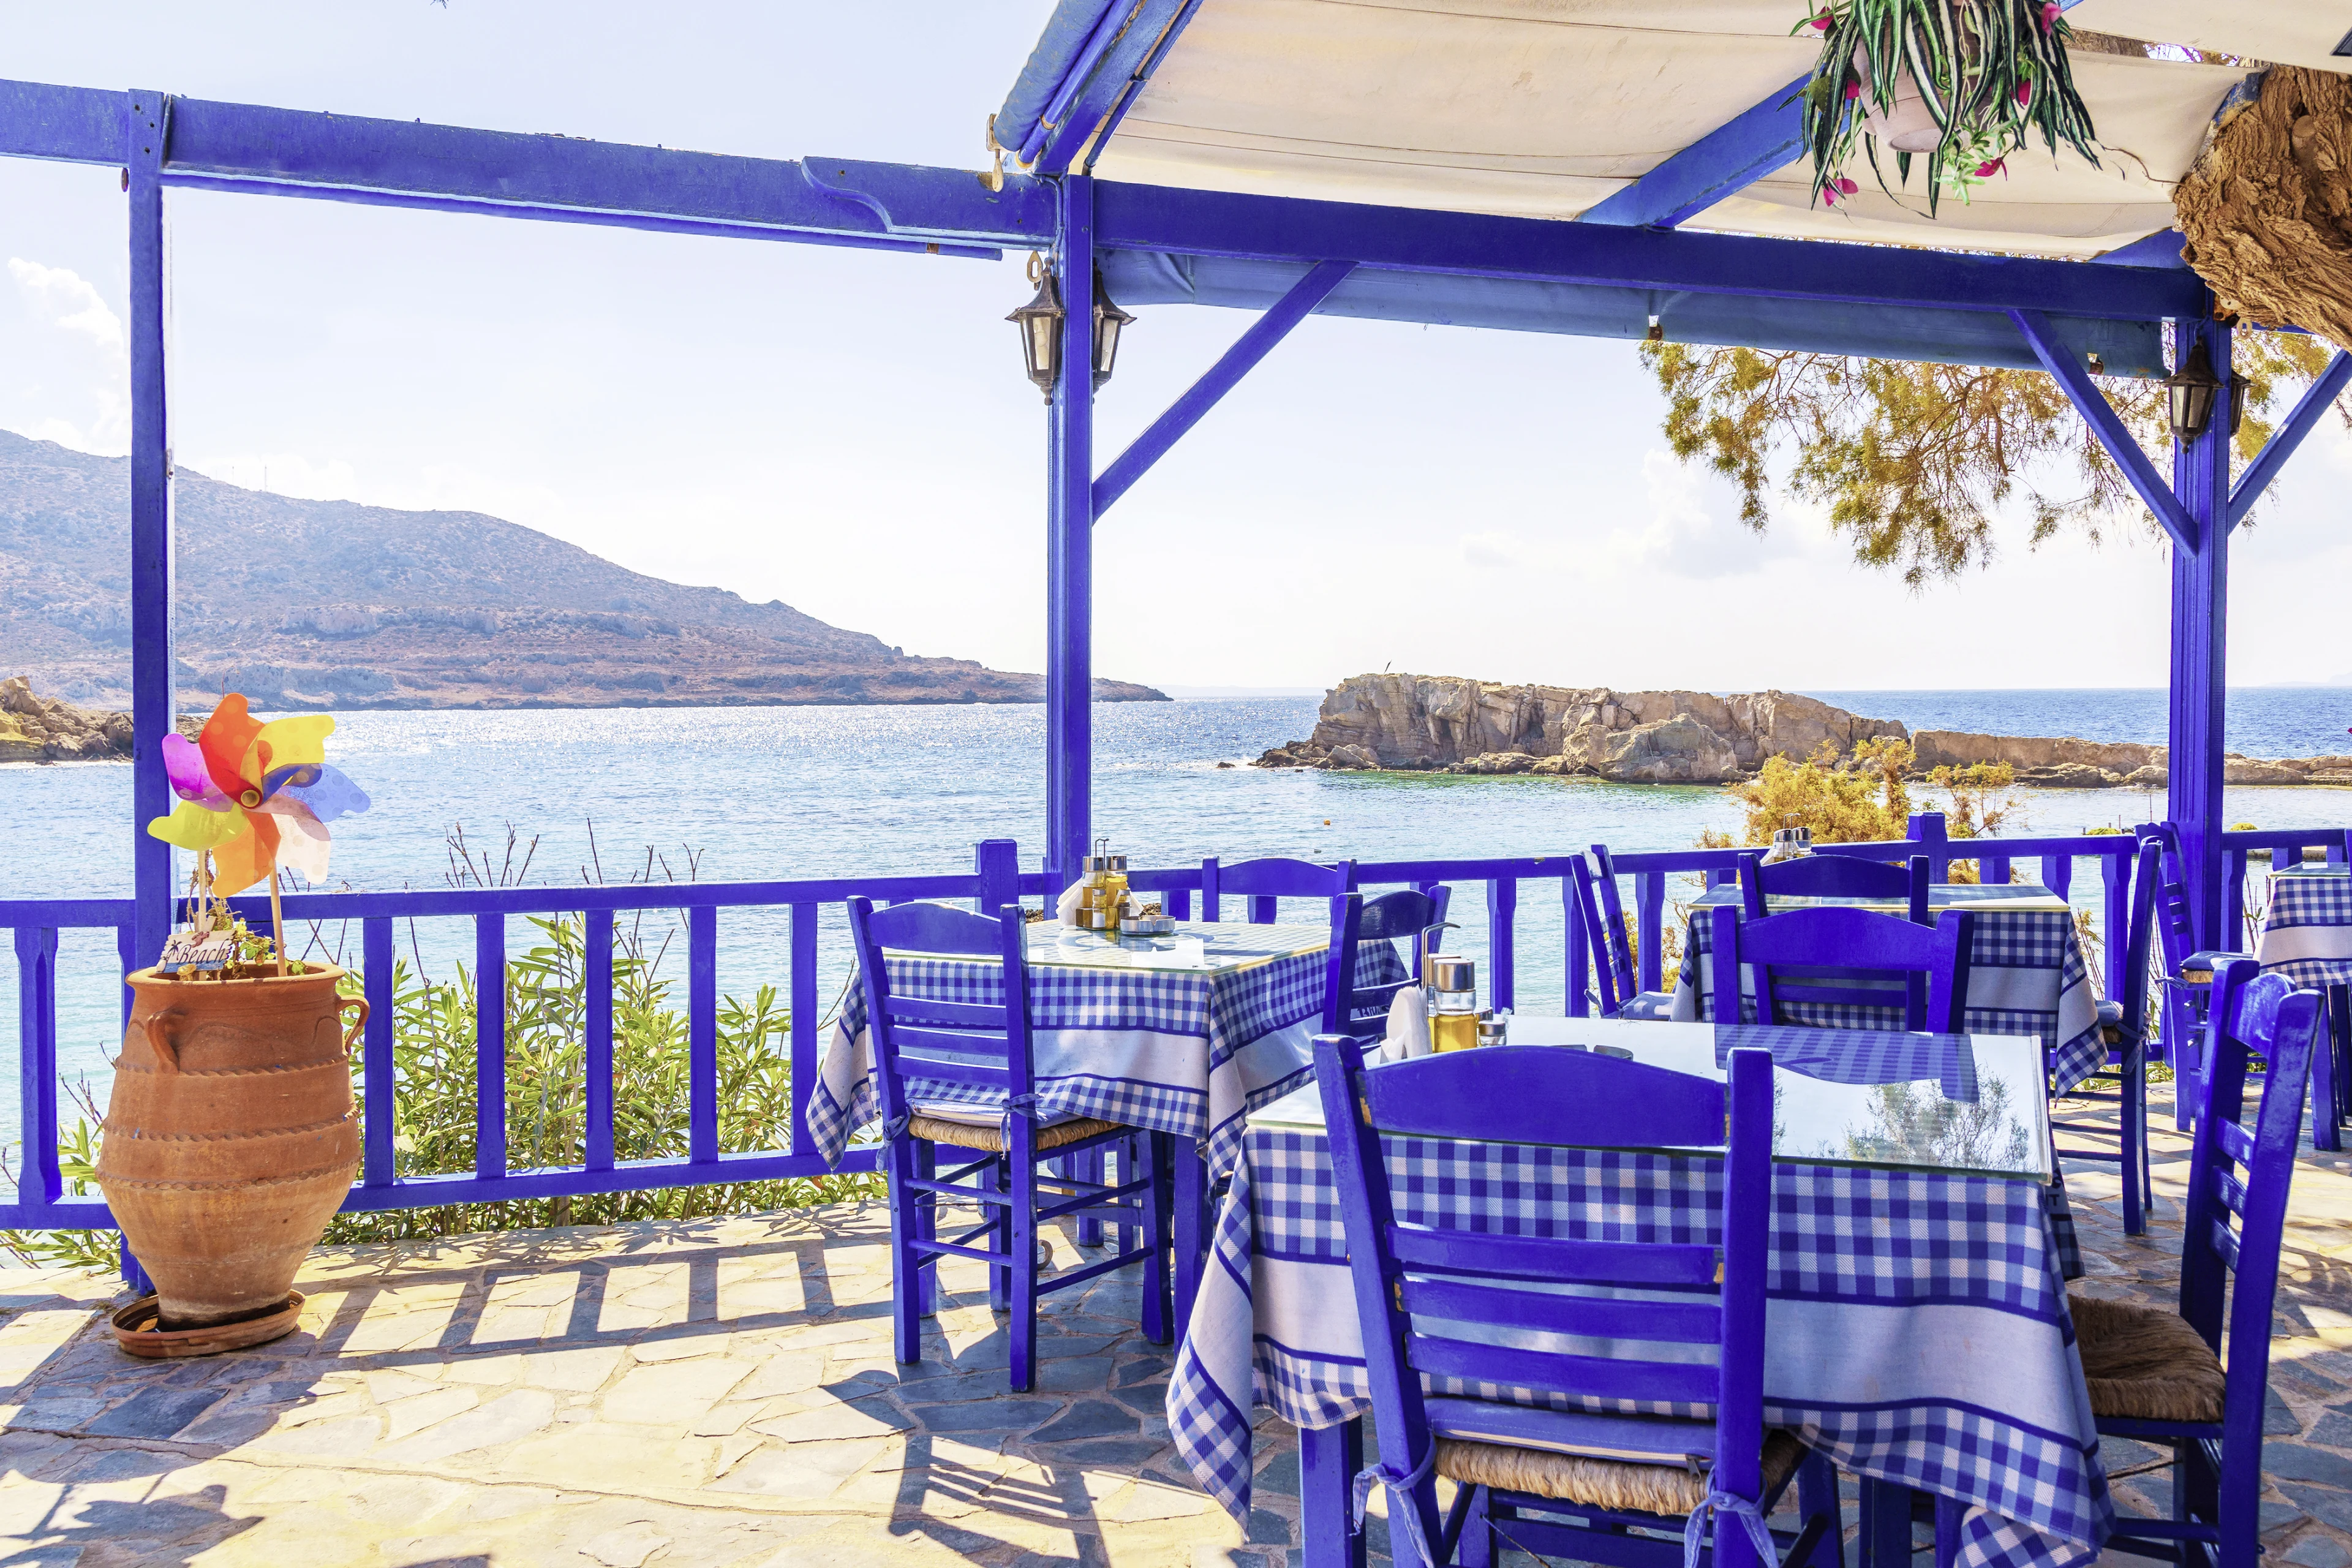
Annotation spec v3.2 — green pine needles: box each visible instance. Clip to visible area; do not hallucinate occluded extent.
[1795,0,2101,213]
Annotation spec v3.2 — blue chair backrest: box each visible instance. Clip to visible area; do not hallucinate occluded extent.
[2179,960,2320,1442]
[1322,887,1452,1038]
[1314,1035,1774,1539]
[846,897,1031,1126]
[1200,856,1355,924]
[1711,903,1973,1032]
[1572,844,1640,1012]
[1738,851,1930,924]
[2136,822,2209,1068]
[2110,836,2163,1042]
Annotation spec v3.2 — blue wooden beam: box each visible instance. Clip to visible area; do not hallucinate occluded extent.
[2169,320,2234,945]
[1093,260,1355,519]
[1030,0,1202,173]
[998,1,1126,154]
[1099,184,2207,323]
[0,79,1054,249]
[1578,76,1811,229]
[2008,308,2197,550]
[1046,177,1098,887]
[127,92,174,970]
[2229,349,2352,530]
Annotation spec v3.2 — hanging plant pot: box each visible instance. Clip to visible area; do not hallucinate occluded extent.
[97,964,364,1345]
[1853,47,1943,153]
[1796,0,2100,215]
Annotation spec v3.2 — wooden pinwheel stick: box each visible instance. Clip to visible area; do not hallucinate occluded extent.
[268,865,287,976]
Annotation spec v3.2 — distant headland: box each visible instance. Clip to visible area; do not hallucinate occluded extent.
[1255,674,2352,789]
[0,429,1166,710]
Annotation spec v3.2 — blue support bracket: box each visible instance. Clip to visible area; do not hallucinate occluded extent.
[2009,308,2197,551]
[2093,228,2191,270]
[1093,259,1355,519]
[2229,349,2352,531]
[1578,77,1809,229]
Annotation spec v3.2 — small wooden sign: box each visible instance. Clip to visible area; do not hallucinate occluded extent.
[160,925,236,972]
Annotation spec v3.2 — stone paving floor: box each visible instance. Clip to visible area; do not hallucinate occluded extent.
[0,1084,2346,1567]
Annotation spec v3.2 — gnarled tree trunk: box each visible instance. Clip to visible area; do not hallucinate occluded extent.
[2177,66,2352,354]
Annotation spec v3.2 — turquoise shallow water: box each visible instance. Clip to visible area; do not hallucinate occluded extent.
[10,689,2352,1157]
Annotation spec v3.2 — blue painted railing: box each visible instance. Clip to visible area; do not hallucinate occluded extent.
[2222,827,2352,951]
[8,818,2339,1238]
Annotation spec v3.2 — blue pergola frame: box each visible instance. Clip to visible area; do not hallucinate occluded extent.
[1,68,2344,956]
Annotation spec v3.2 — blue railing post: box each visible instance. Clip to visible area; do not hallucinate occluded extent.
[119,1237,153,1297]
[1564,877,1590,1018]
[127,89,176,970]
[2226,845,2251,952]
[586,908,616,1172]
[1907,813,1951,881]
[975,838,1022,916]
[362,917,396,1186]
[790,902,820,1158]
[14,927,59,1207]
[688,905,718,1165]
[2101,846,2133,1001]
[1487,878,1518,1012]
[475,913,507,1182]
[2040,853,2073,902]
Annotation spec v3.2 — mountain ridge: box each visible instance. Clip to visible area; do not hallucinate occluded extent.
[0,428,1166,710]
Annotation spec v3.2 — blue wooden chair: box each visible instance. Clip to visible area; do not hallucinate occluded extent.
[2064,957,2323,1568]
[1324,886,1452,1039]
[2048,837,2158,1235]
[2136,821,2226,1131]
[1709,905,1973,1033]
[1569,845,1676,1020]
[1313,1035,1841,1568]
[1736,853,1929,923]
[846,897,1174,1392]
[1200,855,1355,924]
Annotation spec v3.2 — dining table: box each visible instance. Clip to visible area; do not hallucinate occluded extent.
[808,916,1410,1321]
[1672,880,2109,1095]
[1167,1016,2110,1568]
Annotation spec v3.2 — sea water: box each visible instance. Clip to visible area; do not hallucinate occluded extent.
[10,689,2352,1156]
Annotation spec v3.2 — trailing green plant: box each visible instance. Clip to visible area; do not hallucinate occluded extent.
[1795,0,2100,213]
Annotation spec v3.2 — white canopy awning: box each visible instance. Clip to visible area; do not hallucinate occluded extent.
[1085,0,2334,259]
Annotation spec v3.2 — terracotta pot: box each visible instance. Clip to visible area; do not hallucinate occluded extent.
[1853,46,1943,153]
[98,965,364,1330]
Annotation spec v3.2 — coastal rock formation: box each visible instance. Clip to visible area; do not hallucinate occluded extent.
[0,674,134,762]
[1257,674,1905,784]
[1255,674,2352,789]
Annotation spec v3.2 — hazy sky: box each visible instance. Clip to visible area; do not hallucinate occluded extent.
[2,1,2346,692]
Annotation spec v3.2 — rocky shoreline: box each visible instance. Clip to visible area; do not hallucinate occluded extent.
[1254,674,2352,789]
[0,675,139,762]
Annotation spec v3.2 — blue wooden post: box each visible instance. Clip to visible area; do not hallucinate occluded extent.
[363,917,396,1186]
[1045,176,1095,889]
[974,837,1021,916]
[127,91,175,968]
[688,904,718,1164]
[2168,318,2233,947]
[1907,812,1951,882]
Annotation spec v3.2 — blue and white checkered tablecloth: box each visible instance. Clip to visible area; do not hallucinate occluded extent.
[1673,907,2108,1095]
[807,927,1409,1177]
[1169,1116,2109,1568]
[2258,870,2352,989]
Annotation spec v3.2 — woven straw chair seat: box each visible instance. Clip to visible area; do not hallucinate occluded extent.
[1435,1428,1805,1517]
[905,1114,1126,1153]
[2068,1294,2226,1423]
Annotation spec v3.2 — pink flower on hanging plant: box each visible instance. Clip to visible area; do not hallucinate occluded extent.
[1822,186,1839,205]
[1975,159,2007,178]
[1837,177,1858,195]
[2017,81,2034,107]
[2040,2,2060,29]
[1809,12,1832,31]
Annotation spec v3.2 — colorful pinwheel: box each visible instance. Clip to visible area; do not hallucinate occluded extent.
[147,693,371,902]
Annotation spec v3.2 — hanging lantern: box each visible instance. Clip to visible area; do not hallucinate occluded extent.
[2165,338,2222,441]
[1091,274,1133,391]
[1007,252,1065,402]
